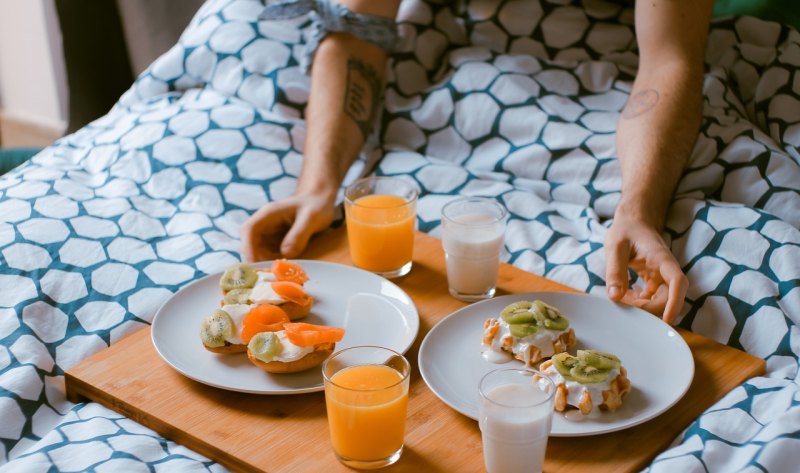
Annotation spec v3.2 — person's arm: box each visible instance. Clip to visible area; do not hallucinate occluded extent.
[604,0,713,324]
[241,0,401,261]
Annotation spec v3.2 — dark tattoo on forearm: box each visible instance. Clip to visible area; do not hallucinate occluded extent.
[622,89,660,119]
[344,58,381,139]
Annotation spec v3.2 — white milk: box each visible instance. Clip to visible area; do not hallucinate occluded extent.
[479,384,553,473]
[442,213,504,297]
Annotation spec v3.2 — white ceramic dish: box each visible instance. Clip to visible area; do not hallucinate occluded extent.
[418,292,694,436]
[151,260,419,394]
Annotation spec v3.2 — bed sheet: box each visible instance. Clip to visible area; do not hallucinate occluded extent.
[0,0,799,471]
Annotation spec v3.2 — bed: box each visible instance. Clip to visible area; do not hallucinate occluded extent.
[1,0,798,471]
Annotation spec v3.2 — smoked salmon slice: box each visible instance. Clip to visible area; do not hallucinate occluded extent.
[283,323,345,347]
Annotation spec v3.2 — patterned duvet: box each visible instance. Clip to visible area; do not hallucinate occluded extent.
[1,0,799,471]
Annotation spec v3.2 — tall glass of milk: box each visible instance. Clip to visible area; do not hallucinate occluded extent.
[479,368,556,473]
[441,197,507,301]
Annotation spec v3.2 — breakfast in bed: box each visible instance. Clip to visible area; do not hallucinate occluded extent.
[199,260,344,373]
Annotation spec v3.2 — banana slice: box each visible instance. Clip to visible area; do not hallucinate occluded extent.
[578,350,620,370]
[220,263,258,291]
[200,309,236,348]
[248,332,282,362]
[223,288,252,305]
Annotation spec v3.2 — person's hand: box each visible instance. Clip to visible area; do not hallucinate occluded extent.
[240,192,337,262]
[603,214,688,324]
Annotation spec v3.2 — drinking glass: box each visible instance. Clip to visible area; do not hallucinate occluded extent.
[441,197,507,301]
[344,176,418,278]
[479,368,556,473]
[322,346,411,469]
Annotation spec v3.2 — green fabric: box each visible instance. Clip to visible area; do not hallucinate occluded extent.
[714,0,800,31]
[0,148,40,175]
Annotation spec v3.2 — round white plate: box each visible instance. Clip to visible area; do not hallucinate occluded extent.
[418,292,694,437]
[151,260,419,394]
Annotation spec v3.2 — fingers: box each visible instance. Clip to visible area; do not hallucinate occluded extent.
[240,222,256,263]
[659,258,689,325]
[280,210,315,258]
[240,203,291,262]
[604,232,631,302]
[605,226,687,324]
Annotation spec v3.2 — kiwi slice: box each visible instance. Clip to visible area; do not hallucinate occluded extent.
[569,363,611,384]
[531,300,569,331]
[542,315,569,331]
[220,263,258,291]
[509,323,538,338]
[223,288,252,305]
[200,309,235,348]
[551,352,579,378]
[500,301,536,324]
[248,332,282,363]
[578,350,620,370]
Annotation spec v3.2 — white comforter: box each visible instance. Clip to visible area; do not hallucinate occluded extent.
[0,1,798,471]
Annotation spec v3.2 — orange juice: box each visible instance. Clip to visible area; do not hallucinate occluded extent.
[345,194,415,273]
[325,364,409,461]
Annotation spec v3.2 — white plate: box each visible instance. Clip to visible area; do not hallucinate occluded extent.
[151,260,419,394]
[418,292,694,436]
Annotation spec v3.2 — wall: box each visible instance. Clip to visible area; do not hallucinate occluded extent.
[0,0,67,146]
[117,0,205,76]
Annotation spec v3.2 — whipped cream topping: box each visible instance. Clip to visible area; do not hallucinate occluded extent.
[484,318,569,364]
[249,271,286,305]
[540,364,620,410]
[220,303,254,345]
[272,331,313,362]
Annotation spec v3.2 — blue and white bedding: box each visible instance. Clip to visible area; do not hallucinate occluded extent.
[1,0,799,471]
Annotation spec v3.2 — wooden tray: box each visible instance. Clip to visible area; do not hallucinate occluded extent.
[65,228,765,472]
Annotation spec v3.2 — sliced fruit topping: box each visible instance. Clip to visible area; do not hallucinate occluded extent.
[249,332,283,363]
[541,315,569,331]
[240,304,290,344]
[271,281,313,308]
[569,363,611,384]
[200,309,236,348]
[500,301,536,324]
[223,288,252,305]
[220,263,258,291]
[509,323,538,338]
[271,259,309,285]
[532,300,570,331]
[577,350,620,370]
[283,323,345,348]
[552,352,580,379]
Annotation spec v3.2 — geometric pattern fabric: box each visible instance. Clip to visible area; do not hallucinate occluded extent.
[0,1,798,471]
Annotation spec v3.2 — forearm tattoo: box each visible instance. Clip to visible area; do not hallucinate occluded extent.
[622,89,660,119]
[344,58,381,139]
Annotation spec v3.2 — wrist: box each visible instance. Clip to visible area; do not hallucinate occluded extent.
[614,197,666,231]
[294,176,339,203]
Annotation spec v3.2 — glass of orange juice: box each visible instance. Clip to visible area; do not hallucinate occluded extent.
[344,176,418,278]
[322,346,411,469]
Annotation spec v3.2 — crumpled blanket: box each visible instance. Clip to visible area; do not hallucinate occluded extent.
[0,0,798,471]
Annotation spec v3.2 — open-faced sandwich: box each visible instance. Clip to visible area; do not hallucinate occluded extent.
[482,300,577,366]
[200,302,291,354]
[200,260,314,353]
[220,260,313,320]
[537,350,631,415]
[200,260,345,373]
[247,322,345,373]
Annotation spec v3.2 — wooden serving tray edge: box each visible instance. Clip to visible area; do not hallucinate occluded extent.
[64,229,766,473]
